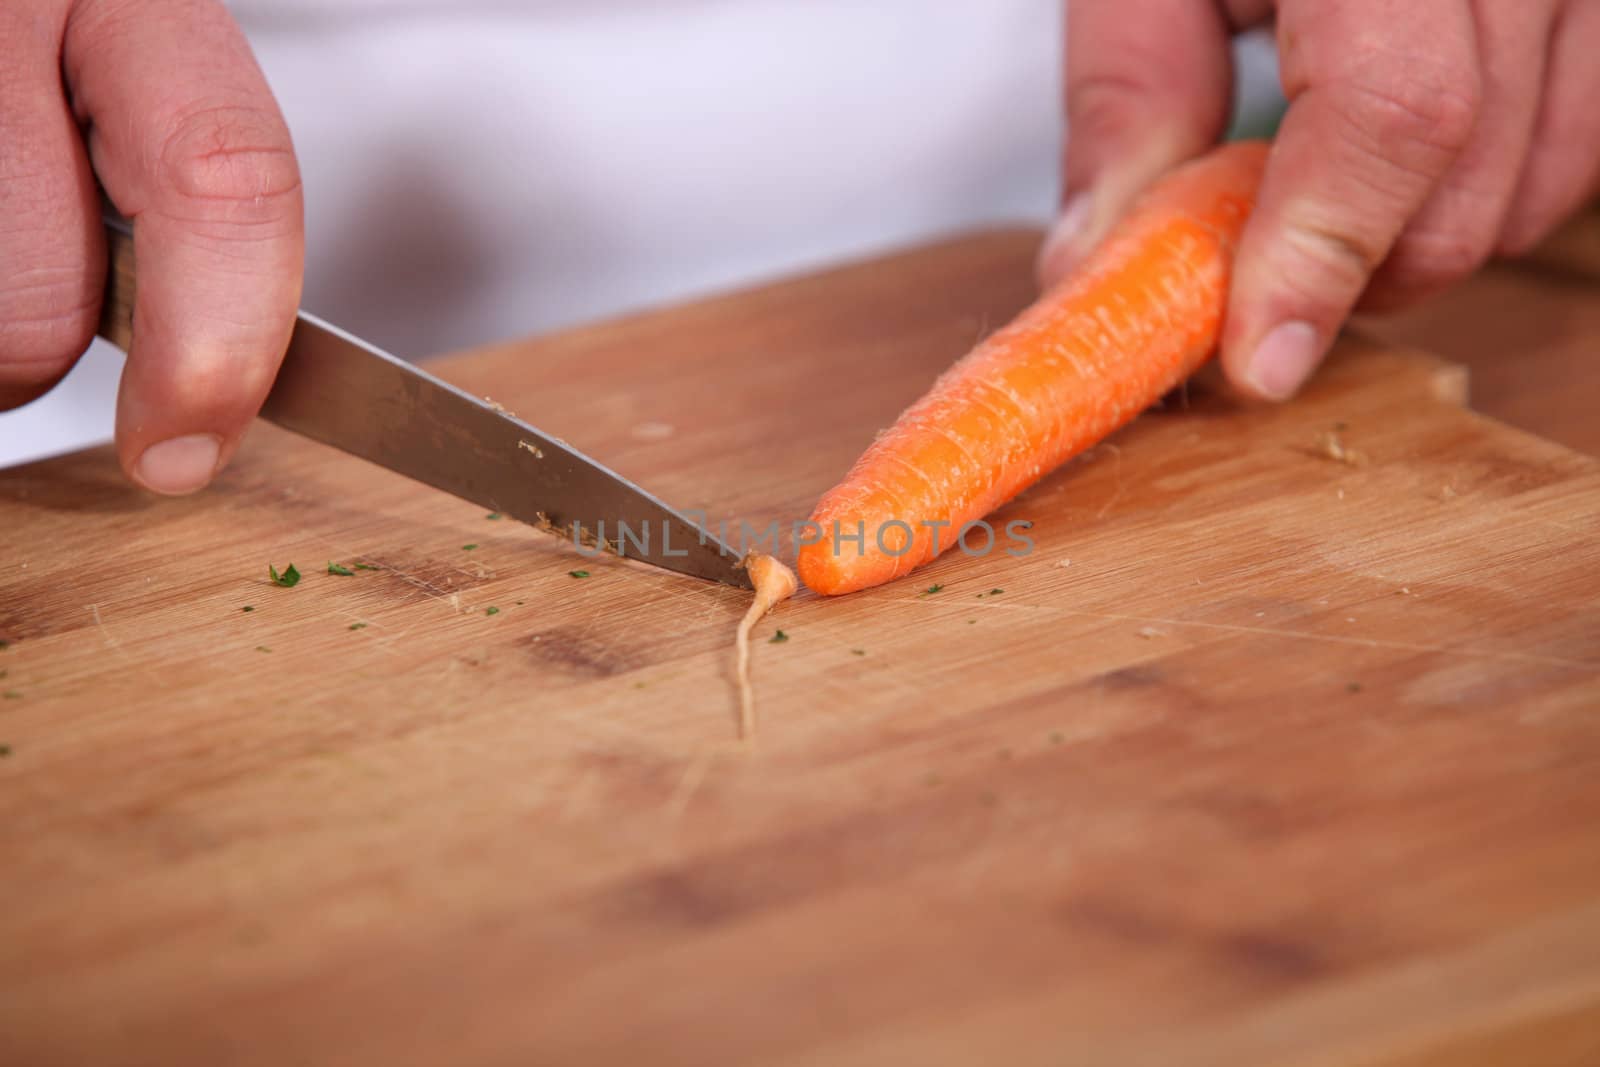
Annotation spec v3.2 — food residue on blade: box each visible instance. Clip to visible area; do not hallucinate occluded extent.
[517,440,545,459]
[734,553,797,740]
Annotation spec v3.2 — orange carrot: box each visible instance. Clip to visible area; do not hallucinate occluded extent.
[797,141,1269,596]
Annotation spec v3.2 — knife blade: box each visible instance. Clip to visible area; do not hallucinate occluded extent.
[97,217,753,590]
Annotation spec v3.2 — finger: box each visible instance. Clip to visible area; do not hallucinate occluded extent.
[1498,0,1600,255]
[1038,0,1236,287]
[1362,0,1558,308]
[63,0,303,495]
[1221,0,1482,401]
[0,2,103,411]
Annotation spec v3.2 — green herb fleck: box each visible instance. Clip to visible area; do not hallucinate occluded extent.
[989,588,1004,596]
[0,744,11,757]
[1048,730,1065,744]
[327,562,355,577]
[769,630,789,644]
[1347,682,1363,694]
[352,562,379,571]
[242,605,255,613]
[255,646,272,654]
[922,583,944,595]
[2,691,21,701]
[850,648,866,656]
[0,640,10,650]
[462,544,479,552]
[515,600,525,606]
[349,622,368,631]
[485,606,500,617]
[0,669,6,679]
[485,512,503,521]
[269,564,301,588]
[569,570,590,579]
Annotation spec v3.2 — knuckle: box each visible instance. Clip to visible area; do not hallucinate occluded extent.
[157,103,302,212]
[1496,218,1547,259]
[1275,201,1389,299]
[0,270,99,381]
[1068,61,1179,147]
[1388,225,1490,286]
[1336,62,1482,163]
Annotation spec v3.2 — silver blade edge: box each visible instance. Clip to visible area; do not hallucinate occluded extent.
[259,312,753,590]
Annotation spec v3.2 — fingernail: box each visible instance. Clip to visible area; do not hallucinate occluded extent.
[1243,321,1322,401]
[1037,192,1093,282]
[135,434,222,495]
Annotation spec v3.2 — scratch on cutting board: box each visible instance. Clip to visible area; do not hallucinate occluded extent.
[663,749,720,829]
[1093,443,1126,519]
[907,598,1598,672]
[86,603,163,685]
[88,603,124,654]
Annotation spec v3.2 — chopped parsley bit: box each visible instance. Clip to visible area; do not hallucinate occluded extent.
[0,640,9,650]
[242,606,255,613]
[269,564,301,588]
[1347,682,1363,694]
[485,606,500,616]
[485,512,502,520]
[349,623,368,631]
[769,630,789,644]
[352,563,379,571]
[0,669,5,679]
[327,562,355,576]
[850,648,866,656]
[462,544,479,552]
[515,600,525,606]
[3,691,21,700]
[1048,730,1064,745]
[989,588,1004,596]
[0,744,10,757]
[568,570,590,579]
[922,584,944,595]
[255,646,272,653]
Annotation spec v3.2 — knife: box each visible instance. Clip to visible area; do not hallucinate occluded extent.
[96,216,753,590]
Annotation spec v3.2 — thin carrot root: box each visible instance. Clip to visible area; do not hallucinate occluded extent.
[797,141,1270,596]
[733,553,798,739]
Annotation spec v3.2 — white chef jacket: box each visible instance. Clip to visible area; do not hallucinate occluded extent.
[0,2,1277,466]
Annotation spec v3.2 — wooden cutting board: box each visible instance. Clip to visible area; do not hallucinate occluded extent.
[2,230,1598,1067]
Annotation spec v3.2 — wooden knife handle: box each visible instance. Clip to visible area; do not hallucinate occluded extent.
[98,216,136,352]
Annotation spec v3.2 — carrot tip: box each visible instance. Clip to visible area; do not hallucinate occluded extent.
[733,552,797,739]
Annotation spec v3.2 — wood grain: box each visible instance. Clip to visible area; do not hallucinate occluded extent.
[1362,205,1600,457]
[2,230,1598,1067]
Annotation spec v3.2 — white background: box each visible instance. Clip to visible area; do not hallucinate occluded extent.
[0,2,1279,467]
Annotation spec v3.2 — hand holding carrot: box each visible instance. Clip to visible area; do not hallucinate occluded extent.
[1040,0,1600,401]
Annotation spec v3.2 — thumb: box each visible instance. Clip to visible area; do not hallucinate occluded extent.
[64,0,304,495]
[1039,0,1237,288]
